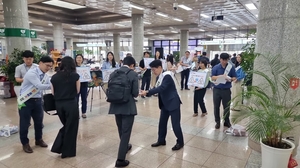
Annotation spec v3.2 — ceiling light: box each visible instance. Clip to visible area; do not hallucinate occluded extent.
[144,21,151,25]
[245,3,257,10]
[207,34,212,37]
[129,4,144,10]
[171,31,177,33]
[29,21,32,24]
[73,33,85,36]
[48,23,53,26]
[255,14,258,17]
[147,32,155,34]
[231,27,237,30]
[178,4,192,11]
[199,29,205,32]
[31,29,44,32]
[42,0,86,10]
[200,14,209,18]
[173,18,183,22]
[114,23,126,27]
[156,13,168,17]
[223,24,229,27]
[71,27,82,30]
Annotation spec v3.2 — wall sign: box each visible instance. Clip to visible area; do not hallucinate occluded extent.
[0,28,37,38]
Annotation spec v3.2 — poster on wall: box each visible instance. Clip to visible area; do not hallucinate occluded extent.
[76,67,92,82]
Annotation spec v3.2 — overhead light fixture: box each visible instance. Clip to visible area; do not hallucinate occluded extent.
[147,32,155,34]
[173,18,183,22]
[71,27,82,30]
[231,27,237,30]
[48,23,53,26]
[42,0,87,10]
[255,14,258,17]
[129,4,144,10]
[31,29,44,32]
[200,14,209,18]
[223,24,229,27]
[144,21,151,25]
[207,34,212,37]
[114,23,126,27]
[29,21,32,24]
[73,33,85,36]
[171,31,177,33]
[178,4,192,11]
[156,13,168,17]
[245,3,257,10]
[199,29,205,32]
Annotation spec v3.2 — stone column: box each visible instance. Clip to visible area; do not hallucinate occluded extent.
[66,38,73,49]
[180,30,189,57]
[53,23,64,52]
[113,33,120,62]
[250,0,300,156]
[3,0,31,56]
[132,14,144,61]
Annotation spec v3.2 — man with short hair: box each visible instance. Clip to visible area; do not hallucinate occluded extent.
[141,60,184,151]
[108,56,139,167]
[179,51,192,90]
[198,52,210,66]
[18,56,54,153]
[139,52,151,98]
[211,53,237,129]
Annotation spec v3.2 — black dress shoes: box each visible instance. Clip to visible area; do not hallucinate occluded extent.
[35,139,48,147]
[224,123,232,128]
[115,160,130,167]
[127,144,132,153]
[215,123,220,129]
[172,144,183,151]
[151,142,166,147]
[23,144,33,153]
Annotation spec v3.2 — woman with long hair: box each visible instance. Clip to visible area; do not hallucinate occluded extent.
[75,54,88,118]
[102,52,119,69]
[50,56,80,158]
[167,54,176,72]
[231,54,246,111]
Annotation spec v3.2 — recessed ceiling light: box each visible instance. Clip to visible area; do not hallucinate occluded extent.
[71,27,82,30]
[223,24,229,27]
[231,27,237,30]
[42,0,86,10]
[48,23,53,26]
[29,21,32,24]
[255,14,258,17]
[147,32,155,34]
[156,13,168,17]
[173,18,183,22]
[199,29,205,32]
[31,29,44,32]
[171,31,177,33]
[178,4,192,11]
[200,14,209,18]
[115,23,126,27]
[144,21,151,25]
[129,4,144,10]
[245,3,257,10]
[207,34,212,37]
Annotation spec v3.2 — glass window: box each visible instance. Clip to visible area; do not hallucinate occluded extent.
[162,40,169,46]
[170,46,179,54]
[154,41,161,47]
[188,46,197,51]
[189,40,197,46]
[170,40,179,46]
[163,46,169,57]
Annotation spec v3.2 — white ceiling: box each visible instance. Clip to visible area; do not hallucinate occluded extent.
[0,0,260,42]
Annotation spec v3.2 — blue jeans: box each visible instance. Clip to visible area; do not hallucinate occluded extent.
[77,83,88,114]
[19,98,44,145]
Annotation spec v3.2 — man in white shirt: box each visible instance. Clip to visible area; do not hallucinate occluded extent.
[179,51,192,90]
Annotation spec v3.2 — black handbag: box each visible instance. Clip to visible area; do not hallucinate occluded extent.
[42,93,57,115]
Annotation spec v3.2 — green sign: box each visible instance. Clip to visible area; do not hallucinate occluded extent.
[0,28,37,38]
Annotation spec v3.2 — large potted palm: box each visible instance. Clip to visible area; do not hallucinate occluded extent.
[232,54,300,168]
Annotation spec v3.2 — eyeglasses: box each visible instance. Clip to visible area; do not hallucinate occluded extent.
[43,63,53,68]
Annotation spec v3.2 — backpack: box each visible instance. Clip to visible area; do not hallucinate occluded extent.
[106,69,132,104]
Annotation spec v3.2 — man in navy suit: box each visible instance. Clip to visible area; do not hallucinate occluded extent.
[140,60,184,150]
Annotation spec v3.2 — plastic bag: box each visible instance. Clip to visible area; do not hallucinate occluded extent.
[225,124,247,136]
[288,154,298,168]
[0,125,19,137]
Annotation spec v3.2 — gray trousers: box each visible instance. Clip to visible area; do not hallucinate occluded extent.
[115,114,134,160]
[213,88,231,124]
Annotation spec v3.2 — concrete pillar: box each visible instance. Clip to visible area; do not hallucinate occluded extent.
[250,0,300,156]
[180,30,189,57]
[132,14,144,61]
[53,23,64,52]
[3,0,31,56]
[66,38,73,49]
[113,33,120,62]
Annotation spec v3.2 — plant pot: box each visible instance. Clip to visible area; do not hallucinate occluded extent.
[10,82,16,98]
[260,139,295,168]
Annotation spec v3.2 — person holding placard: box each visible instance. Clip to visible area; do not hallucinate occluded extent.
[193,59,210,117]
[139,52,152,98]
[50,56,80,158]
[75,54,88,118]
[211,53,237,129]
[179,51,192,90]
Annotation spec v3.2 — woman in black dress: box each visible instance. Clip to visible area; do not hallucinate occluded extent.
[50,56,80,158]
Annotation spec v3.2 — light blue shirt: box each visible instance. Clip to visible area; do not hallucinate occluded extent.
[101,61,119,69]
[20,67,51,98]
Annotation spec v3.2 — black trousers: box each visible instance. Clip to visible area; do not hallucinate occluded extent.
[181,69,190,89]
[193,88,207,114]
[141,76,151,90]
[51,99,79,157]
[158,107,184,146]
[213,88,231,124]
[115,115,134,160]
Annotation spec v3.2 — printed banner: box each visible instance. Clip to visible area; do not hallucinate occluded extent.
[102,68,117,83]
[76,67,92,82]
[144,58,155,69]
[187,71,208,88]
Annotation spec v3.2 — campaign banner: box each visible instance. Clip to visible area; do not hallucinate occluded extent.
[76,67,92,82]
[187,71,208,88]
[102,68,117,83]
[144,58,154,69]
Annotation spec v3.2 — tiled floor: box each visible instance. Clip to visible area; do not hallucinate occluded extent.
[0,81,298,168]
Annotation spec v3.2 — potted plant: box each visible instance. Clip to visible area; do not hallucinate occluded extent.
[232,54,300,168]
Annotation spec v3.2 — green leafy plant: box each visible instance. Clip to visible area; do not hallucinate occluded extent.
[232,54,300,148]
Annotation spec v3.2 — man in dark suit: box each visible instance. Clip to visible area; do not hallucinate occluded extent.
[140,60,184,151]
[108,56,139,167]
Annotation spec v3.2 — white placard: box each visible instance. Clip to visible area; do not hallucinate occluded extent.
[161,59,167,70]
[102,68,117,83]
[176,65,183,73]
[76,67,92,82]
[144,58,155,69]
[187,71,208,88]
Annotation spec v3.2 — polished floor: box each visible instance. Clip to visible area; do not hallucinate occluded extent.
[0,81,299,168]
